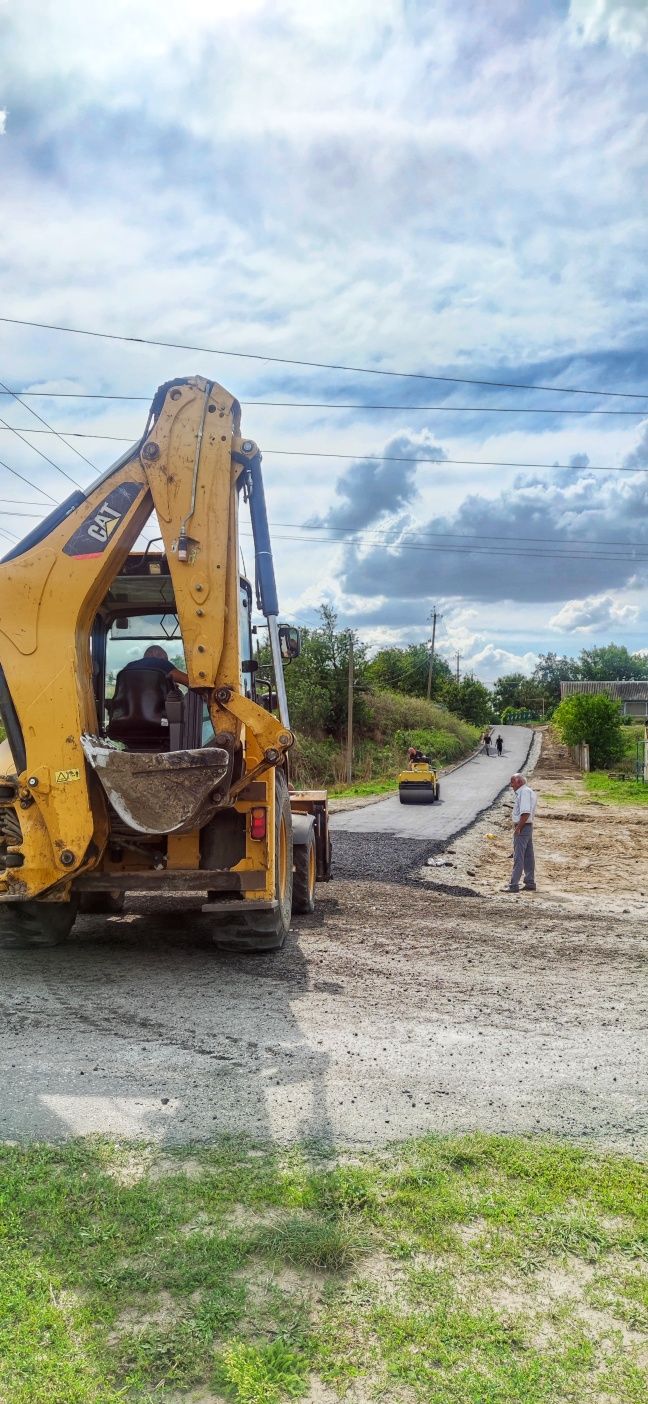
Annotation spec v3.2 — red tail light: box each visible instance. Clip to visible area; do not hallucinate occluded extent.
[249,808,267,841]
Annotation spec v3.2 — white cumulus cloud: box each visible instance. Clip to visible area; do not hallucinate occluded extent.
[450,643,538,686]
[549,592,640,633]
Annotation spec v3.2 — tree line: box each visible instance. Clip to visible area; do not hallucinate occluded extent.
[269,609,647,738]
[370,640,648,723]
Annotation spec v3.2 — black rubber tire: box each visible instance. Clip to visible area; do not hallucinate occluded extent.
[78,892,125,916]
[434,783,441,802]
[292,829,316,915]
[399,789,435,806]
[212,771,293,952]
[0,899,78,948]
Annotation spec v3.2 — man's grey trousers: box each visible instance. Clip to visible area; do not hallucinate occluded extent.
[511,825,535,888]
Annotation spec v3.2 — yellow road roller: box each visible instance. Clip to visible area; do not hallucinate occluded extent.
[398,751,440,805]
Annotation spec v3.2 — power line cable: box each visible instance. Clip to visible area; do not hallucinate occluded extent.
[0,496,55,506]
[0,378,95,472]
[272,519,648,553]
[0,389,151,401]
[227,401,647,415]
[224,401,648,416]
[1,493,644,563]
[238,528,647,565]
[268,523,648,561]
[264,448,630,473]
[2,497,645,555]
[0,456,57,502]
[0,424,645,474]
[2,476,644,563]
[0,388,647,417]
[1,314,646,399]
[0,416,84,491]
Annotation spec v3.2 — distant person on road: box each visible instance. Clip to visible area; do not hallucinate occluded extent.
[505,773,537,893]
[496,735,504,756]
[482,730,492,756]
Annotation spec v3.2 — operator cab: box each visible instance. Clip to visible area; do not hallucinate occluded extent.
[92,547,256,754]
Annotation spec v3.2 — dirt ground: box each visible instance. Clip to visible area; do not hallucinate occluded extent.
[426,727,648,917]
[1,729,646,1150]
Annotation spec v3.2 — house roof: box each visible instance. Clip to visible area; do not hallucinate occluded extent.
[560,680,648,700]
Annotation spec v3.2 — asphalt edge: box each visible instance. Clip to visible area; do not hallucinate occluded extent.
[420,727,538,863]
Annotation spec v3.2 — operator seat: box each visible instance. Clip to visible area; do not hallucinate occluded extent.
[107,665,174,751]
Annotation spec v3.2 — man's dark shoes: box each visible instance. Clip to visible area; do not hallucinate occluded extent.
[523,883,537,891]
[503,885,520,892]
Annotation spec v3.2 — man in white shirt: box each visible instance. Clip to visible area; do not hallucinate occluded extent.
[505,773,537,892]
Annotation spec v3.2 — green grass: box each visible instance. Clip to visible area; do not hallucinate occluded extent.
[329,777,397,798]
[0,1135,646,1403]
[584,772,648,805]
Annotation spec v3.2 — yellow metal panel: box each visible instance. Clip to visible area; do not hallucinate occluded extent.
[0,459,152,895]
[167,831,201,870]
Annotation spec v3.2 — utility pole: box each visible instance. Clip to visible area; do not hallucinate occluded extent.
[455,651,461,683]
[426,607,442,700]
[346,634,354,784]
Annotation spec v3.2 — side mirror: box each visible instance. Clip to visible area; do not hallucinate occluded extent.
[241,659,259,674]
[278,624,300,661]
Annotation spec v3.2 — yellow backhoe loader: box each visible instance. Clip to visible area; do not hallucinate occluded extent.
[0,375,330,950]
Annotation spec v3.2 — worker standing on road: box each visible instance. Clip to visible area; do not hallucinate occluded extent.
[482,731,492,756]
[505,773,537,892]
[496,735,504,756]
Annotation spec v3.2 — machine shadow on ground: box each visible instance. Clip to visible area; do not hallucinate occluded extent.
[1,897,335,1151]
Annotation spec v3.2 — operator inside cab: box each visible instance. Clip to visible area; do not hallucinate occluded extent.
[118,645,188,688]
[107,646,189,750]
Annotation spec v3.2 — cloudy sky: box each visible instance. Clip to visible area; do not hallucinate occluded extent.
[1,0,647,682]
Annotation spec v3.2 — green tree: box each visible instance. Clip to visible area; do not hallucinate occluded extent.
[442,675,494,726]
[367,644,451,698]
[553,692,625,769]
[280,604,369,740]
[577,643,648,682]
[492,672,529,715]
[532,652,580,704]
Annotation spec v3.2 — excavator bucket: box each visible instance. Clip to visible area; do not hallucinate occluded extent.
[81,736,232,836]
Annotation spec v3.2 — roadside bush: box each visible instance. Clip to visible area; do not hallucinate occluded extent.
[553,693,625,770]
[290,711,480,790]
[394,727,475,765]
[366,689,477,744]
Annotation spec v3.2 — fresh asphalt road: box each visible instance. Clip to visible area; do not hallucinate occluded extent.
[330,725,534,841]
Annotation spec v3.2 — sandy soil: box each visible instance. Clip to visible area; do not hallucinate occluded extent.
[425,727,648,919]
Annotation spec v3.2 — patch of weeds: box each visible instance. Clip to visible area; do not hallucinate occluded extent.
[588,1263,648,1333]
[311,1297,378,1390]
[257,1215,366,1272]
[114,1318,212,1393]
[0,1247,122,1404]
[216,1338,307,1403]
[371,1299,595,1402]
[599,1356,648,1404]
